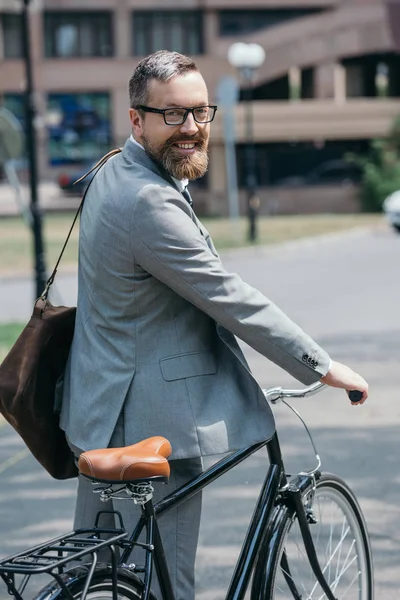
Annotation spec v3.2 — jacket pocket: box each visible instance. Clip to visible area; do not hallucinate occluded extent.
[160,351,217,381]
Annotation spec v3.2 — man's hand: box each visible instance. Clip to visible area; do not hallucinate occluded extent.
[320,360,368,405]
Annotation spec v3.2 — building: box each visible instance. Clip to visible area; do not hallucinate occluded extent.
[1,0,400,214]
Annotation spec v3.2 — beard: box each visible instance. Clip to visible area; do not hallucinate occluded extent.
[142,131,209,181]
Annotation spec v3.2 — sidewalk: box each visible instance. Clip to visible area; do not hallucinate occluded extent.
[0,182,80,217]
[0,271,78,323]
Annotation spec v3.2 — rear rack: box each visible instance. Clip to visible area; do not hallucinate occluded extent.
[0,527,127,576]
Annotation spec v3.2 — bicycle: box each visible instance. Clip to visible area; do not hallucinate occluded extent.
[0,381,373,600]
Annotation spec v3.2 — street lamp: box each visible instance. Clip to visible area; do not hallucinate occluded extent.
[21,0,47,299]
[228,43,265,242]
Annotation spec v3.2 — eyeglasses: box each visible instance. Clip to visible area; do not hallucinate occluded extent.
[137,105,218,126]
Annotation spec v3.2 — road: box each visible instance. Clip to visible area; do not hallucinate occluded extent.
[0,224,399,598]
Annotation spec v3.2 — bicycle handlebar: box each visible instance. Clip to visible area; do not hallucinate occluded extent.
[347,390,364,403]
[262,383,364,404]
[262,381,325,404]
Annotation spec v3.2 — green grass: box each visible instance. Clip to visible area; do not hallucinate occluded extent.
[0,214,79,275]
[0,323,24,362]
[0,212,384,276]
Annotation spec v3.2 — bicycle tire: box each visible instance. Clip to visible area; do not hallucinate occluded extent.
[34,565,158,600]
[254,473,374,600]
[64,577,155,599]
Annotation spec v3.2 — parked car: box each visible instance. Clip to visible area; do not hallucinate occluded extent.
[305,159,362,186]
[273,160,362,188]
[57,163,96,195]
[383,190,400,233]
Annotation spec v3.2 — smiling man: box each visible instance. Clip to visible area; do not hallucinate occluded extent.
[60,50,368,600]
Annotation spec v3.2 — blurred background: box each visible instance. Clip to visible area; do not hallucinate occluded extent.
[2,0,400,298]
[1,5,400,598]
[2,0,400,218]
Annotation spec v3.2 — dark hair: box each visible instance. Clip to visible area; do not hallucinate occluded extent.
[129,50,198,109]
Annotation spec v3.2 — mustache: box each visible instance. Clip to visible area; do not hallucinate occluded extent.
[165,133,206,147]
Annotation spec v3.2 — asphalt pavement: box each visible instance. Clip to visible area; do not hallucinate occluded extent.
[0,223,399,599]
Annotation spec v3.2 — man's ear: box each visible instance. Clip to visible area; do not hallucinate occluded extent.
[129,108,144,137]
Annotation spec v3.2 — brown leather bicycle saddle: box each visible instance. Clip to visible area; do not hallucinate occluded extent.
[78,436,172,483]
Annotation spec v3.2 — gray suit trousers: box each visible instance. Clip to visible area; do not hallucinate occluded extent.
[69,416,203,600]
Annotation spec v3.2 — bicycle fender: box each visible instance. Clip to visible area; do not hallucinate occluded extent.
[32,564,144,599]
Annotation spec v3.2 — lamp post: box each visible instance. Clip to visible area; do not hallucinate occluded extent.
[21,0,47,299]
[228,42,265,242]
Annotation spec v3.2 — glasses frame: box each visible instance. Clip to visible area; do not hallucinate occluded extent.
[136,104,218,126]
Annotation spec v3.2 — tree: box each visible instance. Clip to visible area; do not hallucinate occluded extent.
[348,115,400,212]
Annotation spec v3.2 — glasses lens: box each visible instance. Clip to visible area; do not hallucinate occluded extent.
[164,109,186,125]
[194,107,214,123]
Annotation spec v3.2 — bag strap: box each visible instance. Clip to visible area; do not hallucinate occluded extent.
[40,147,122,300]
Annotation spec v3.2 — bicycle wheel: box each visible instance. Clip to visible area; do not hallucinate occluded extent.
[258,473,373,600]
[67,576,155,599]
[34,567,158,600]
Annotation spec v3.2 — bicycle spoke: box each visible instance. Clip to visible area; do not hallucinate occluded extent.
[279,562,309,598]
[270,477,371,600]
[334,514,347,585]
[281,535,313,595]
[330,550,358,593]
[308,523,352,599]
[337,572,362,600]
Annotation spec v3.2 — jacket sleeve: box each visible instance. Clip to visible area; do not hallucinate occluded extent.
[130,184,331,385]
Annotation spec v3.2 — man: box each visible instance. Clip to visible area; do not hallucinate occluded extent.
[60,50,368,599]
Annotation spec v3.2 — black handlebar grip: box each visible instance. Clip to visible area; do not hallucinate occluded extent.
[348,390,364,403]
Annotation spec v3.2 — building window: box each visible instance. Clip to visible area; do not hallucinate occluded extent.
[2,13,23,58]
[1,94,25,155]
[44,12,113,58]
[46,93,111,165]
[1,93,24,123]
[239,69,315,102]
[240,76,290,102]
[343,53,400,98]
[133,11,203,56]
[219,9,325,37]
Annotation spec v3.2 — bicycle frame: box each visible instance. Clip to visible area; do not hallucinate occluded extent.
[0,382,342,600]
[121,437,280,600]
[120,431,337,600]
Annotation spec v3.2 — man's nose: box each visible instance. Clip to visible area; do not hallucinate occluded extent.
[180,111,198,135]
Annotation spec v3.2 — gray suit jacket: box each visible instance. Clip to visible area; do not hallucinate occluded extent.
[60,139,331,459]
